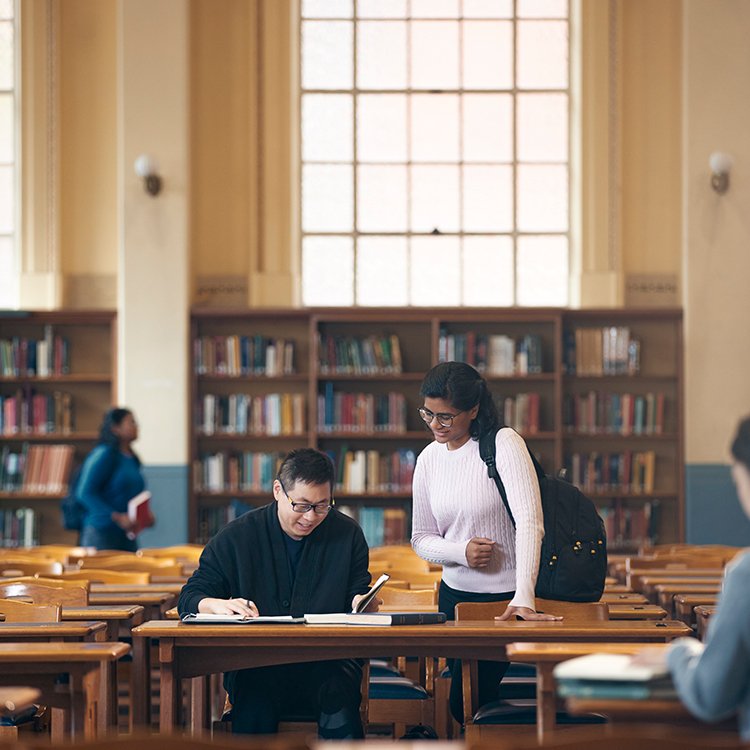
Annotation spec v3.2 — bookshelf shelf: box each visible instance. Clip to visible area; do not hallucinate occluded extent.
[0,492,66,500]
[0,374,111,384]
[0,432,100,442]
[189,307,684,548]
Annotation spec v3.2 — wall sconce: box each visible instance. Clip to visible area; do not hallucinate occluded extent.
[709,151,733,195]
[134,154,162,196]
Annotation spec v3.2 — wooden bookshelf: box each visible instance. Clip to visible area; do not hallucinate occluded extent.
[0,310,117,545]
[189,307,684,550]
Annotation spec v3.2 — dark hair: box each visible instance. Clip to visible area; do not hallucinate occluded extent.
[731,416,750,470]
[277,448,335,491]
[419,362,499,440]
[98,407,140,465]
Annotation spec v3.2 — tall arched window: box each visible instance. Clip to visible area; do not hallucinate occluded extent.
[0,0,16,308]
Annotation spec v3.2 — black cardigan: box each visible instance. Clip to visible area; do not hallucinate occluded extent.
[178,502,371,619]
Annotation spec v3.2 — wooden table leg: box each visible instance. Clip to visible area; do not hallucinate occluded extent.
[159,638,181,733]
[131,633,151,727]
[190,675,211,734]
[461,659,478,728]
[536,662,557,742]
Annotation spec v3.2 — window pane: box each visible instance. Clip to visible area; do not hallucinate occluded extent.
[411,94,459,163]
[517,21,568,90]
[302,164,353,232]
[411,165,459,233]
[0,1,12,21]
[517,93,568,162]
[302,0,352,18]
[463,21,512,90]
[517,164,568,232]
[464,0,512,18]
[410,21,459,90]
[357,0,407,18]
[411,236,460,306]
[0,164,12,233]
[357,21,407,90]
[302,94,353,162]
[357,165,407,232]
[302,21,353,90]
[517,235,569,306]
[463,166,513,232]
[463,236,514,306]
[463,94,513,163]
[0,92,12,162]
[0,21,13,89]
[0,235,14,308]
[517,0,568,18]
[356,237,408,305]
[411,0,459,18]
[357,94,407,162]
[302,236,354,306]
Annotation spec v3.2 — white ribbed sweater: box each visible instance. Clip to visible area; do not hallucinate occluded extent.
[411,428,544,610]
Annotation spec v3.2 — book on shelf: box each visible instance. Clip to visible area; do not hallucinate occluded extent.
[304,611,447,626]
[439,331,543,376]
[318,333,403,375]
[1,443,74,495]
[499,393,540,434]
[329,448,416,495]
[563,391,665,435]
[565,327,642,377]
[564,451,657,493]
[353,506,408,547]
[0,389,74,436]
[317,386,406,434]
[194,335,296,377]
[0,328,70,378]
[127,490,151,539]
[0,507,40,547]
[197,393,306,436]
[194,450,282,493]
[599,498,660,548]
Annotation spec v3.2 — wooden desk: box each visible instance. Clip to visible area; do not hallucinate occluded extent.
[674,595,717,629]
[655,585,720,616]
[88,591,178,620]
[0,641,129,739]
[606,604,667,620]
[600,593,648,604]
[627,568,725,589]
[695,605,716,641]
[639,576,722,603]
[133,618,690,735]
[92,582,185,596]
[602,585,634,593]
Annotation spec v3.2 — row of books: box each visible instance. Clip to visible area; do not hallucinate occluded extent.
[329,447,416,494]
[338,506,409,548]
[193,335,295,377]
[1,389,74,436]
[318,334,403,375]
[195,498,258,543]
[0,327,70,378]
[0,444,75,494]
[499,393,541,434]
[564,451,657,494]
[193,451,283,493]
[439,331,543,375]
[317,384,407,434]
[563,392,665,435]
[0,507,40,547]
[196,393,306,436]
[563,327,641,377]
[599,499,660,549]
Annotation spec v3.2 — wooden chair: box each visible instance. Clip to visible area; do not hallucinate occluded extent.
[138,544,204,562]
[0,577,89,606]
[379,586,436,609]
[78,555,184,576]
[0,598,61,622]
[0,559,64,577]
[15,545,89,563]
[45,569,151,585]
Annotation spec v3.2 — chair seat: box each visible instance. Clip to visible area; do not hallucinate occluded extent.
[369,676,429,700]
[439,661,537,679]
[369,659,402,677]
[473,700,607,725]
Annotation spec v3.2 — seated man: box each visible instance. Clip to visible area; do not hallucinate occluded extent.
[178,448,377,738]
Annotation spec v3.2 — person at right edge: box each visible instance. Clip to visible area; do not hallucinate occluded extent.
[411,362,560,726]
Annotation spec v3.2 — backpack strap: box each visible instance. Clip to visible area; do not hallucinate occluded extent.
[479,427,516,530]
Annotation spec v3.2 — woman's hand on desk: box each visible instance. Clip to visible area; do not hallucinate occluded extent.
[198,597,260,617]
[466,537,494,568]
[496,606,563,622]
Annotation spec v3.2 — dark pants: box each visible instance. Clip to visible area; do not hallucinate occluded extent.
[439,580,513,724]
[80,524,138,552]
[223,659,364,738]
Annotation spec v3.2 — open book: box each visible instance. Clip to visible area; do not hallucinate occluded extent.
[126,490,151,540]
[181,614,305,624]
[304,611,447,626]
[353,573,390,613]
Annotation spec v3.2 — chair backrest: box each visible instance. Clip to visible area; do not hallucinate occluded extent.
[138,545,204,562]
[379,586,437,608]
[627,555,726,571]
[0,559,64,577]
[78,555,183,575]
[0,597,61,622]
[369,557,434,574]
[0,578,89,606]
[455,598,609,621]
[46,569,151,585]
[15,545,89,563]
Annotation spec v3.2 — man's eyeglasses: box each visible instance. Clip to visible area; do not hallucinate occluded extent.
[279,480,334,514]
[418,406,465,428]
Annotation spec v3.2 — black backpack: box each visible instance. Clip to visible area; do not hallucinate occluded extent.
[479,427,607,603]
[61,447,119,532]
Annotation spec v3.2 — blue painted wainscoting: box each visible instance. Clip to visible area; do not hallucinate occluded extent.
[137,465,189,547]
[686,464,750,545]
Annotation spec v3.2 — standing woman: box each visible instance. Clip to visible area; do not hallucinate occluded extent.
[411,362,558,724]
[76,407,153,551]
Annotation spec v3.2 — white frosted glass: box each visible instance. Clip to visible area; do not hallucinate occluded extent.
[0,21,13,90]
[464,0,512,18]
[0,1,13,21]
[302,94,353,162]
[517,235,569,306]
[356,236,408,305]
[462,94,513,163]
[411,94,459,163]
[463,21,513,90]
[357,21,407,90]
[302,21,353,90]
[462,236,514,306]
[411,0,459,18]
[517,21,568,90]
[302,0,352,18]
[410,21,459,90]
[517,93,568,162]
[517,164,568,232]
[357,94,407,162]
[0,93,13,162]
[517,0,568,18]
[0,236,14,309]
[357,0,407,18]
[411,165,459,233]
[0,164,13,233]
[302,236,354,306]
[462,166,513,232]
[357,165,408,232]
[302,165,354,232]
[411,236,460,306]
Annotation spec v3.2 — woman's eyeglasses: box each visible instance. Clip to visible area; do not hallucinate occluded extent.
[418,407,465,428]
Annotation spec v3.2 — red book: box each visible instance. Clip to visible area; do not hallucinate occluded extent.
[127,491,152,539]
